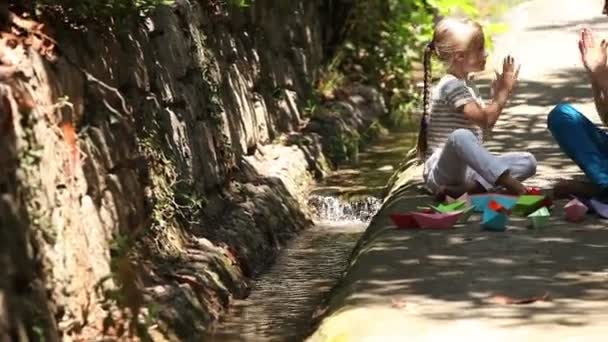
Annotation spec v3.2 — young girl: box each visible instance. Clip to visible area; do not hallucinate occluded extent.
[416,17,537,197]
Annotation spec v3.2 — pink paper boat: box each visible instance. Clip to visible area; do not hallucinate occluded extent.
[589,199,608,219]
[390,213,419,229]
[564,198,588,222]
[411,211,462,229]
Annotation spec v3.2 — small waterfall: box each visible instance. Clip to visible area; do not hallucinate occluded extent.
[308,195,382,224]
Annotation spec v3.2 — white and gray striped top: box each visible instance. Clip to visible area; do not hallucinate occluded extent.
[426,74,484,159]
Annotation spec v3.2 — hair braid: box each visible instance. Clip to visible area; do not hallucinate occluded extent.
[416,41,434,159]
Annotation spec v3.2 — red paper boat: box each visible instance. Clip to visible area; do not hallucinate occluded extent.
[390,213,419,229]
[525,187,542,195]
[411,211,462,229]
[564,198,588,222]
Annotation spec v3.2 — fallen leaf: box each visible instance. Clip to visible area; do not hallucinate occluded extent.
[391,297,407,309]
[492,292,550,305]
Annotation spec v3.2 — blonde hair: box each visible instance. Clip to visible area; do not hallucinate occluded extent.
[415,17,484,159]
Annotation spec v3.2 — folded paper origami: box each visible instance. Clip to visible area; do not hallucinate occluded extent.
[528,207,550,229]
[471,194,517,213]
[390,213,419,229]
[412,211,462,229]
[512,195,545,217]
[433,200,467,213]
[471,194,491,212]
[482,202,508,231]
[492,195,518,210]
[417,206,434,213]
[564,198,588,222]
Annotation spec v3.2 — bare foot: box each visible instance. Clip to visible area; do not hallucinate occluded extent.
[466,181,487,195]
[553,180,600,199]
[495,171,526,195]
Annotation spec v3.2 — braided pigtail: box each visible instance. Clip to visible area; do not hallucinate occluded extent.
[415,41,434,159]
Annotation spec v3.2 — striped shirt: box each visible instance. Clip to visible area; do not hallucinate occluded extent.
[426,74,483,158]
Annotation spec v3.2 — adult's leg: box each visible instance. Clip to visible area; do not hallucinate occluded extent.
[547,103,608,197]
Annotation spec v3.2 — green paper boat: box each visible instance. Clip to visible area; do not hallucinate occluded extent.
[512,195,545,217]
[528,206,550,229]
[433,200,467,213]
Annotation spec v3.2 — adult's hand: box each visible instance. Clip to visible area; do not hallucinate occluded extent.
[579,28,608,73]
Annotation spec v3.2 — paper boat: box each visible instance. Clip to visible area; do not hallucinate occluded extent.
[390,213,419,229]
[528,207,550,229]
[458,206,475,223]
[446,193,470,205]
[575,197,595,214]
[417,206,434,213]
[589,199,608,219]
[564,198,588,222]
[488,199,506,212]
[470,194,491,212]
[470,194,517,213]
[434,200,467,213]
[492,195,518,210]
[512,195,545,217]
[411,211,462,229]
[482,207,508,231]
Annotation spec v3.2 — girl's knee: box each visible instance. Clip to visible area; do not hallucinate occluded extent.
[523,152,537,177]
[547,102,583,130]
[447,128,476,144]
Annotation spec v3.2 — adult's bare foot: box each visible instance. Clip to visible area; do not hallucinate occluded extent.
[553,180,600,199]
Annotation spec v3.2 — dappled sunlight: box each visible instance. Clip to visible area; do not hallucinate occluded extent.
[321,189,608,332]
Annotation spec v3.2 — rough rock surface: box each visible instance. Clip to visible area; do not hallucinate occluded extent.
[0,1,386,340]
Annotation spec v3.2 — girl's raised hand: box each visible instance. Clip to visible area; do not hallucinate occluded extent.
[499,55,520,94]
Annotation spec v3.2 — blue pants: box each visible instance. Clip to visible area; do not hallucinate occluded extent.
[547,103,608,190]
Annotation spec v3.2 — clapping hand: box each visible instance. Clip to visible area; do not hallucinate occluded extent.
[492,55,520,97]
[579,28,608,73]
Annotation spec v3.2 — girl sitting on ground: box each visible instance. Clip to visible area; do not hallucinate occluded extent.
[416,17,537,198]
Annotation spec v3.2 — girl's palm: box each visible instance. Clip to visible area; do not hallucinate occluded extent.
[497,55,520,93]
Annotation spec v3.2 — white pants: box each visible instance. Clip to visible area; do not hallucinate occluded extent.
[423,129,537,194]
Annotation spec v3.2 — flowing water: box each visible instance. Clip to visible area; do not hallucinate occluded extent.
[205,129,414,341]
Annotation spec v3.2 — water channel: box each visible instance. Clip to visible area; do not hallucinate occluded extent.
[206,128,415,341]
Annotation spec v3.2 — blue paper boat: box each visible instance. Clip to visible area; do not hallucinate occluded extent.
[482,207,508,231]
[492,195,518,210]
[470,194,490,212]
[470,194,517,213]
